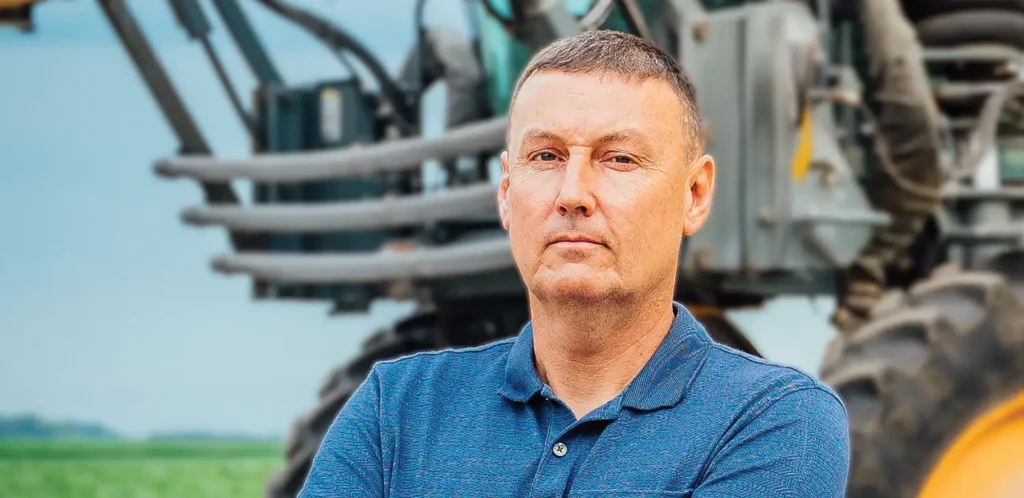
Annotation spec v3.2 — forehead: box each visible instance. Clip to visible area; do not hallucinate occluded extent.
[508,71,686,146]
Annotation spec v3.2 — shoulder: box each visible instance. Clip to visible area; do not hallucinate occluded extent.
[694,344,849,466]
[690,345,850,495]
[368,336,516,393]
[374,335,516,372]
[696,343,847,426]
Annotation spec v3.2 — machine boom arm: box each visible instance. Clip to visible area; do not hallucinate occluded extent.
[97,0,258,251]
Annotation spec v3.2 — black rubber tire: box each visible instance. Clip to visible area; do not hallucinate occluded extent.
[900,0,1024,22]
[696,313,763,358]
[264,319,440,498]
[915,10,1024,48]
[821,252,1024,498]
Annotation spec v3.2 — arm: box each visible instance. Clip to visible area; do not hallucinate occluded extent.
[298,366,385,498]
[694,386,850,498]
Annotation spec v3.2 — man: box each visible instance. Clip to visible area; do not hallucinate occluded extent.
[299,30,850,497]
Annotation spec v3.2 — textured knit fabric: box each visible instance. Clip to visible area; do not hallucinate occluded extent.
[299,301,850,497]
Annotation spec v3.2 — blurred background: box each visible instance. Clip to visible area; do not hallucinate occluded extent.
[0,0,920,496]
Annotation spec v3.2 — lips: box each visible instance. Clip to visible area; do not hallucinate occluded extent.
[548,234,604,246]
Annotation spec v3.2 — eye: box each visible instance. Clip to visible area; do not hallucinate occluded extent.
[605,153,637,167]
[533,151,559,162]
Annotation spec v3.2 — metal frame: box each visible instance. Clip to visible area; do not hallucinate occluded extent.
[96,0,259,252]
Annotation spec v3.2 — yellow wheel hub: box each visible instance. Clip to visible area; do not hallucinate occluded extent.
[919,389,1024,498]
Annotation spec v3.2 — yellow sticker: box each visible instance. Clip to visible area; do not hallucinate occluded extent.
[791,109,813,182]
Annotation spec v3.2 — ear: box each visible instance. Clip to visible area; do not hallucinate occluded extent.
[498,150,512,231]
[682,154,715,235]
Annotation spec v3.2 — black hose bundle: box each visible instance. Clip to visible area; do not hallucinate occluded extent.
[254,0,416,127]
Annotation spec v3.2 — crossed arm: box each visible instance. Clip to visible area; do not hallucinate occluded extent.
[299,368,385,497]
[298,371,850,497]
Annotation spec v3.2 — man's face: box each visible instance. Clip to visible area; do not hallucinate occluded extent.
[498,71,715,305]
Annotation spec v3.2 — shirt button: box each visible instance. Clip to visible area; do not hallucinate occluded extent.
[552,442,568,457]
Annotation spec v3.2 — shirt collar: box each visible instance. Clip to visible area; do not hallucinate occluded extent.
[497,301,713,411]
[497,319,543,403]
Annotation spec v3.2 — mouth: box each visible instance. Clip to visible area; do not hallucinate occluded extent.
[548,234,605,247]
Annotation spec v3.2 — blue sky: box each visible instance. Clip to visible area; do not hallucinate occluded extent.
[0,0,835,439]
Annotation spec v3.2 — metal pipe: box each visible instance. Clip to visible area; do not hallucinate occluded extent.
[210,0,284,86]
[958,79,1024,181]
[581,0,615,31]
[923,45,1023,64]
[183,183,498,232]
[99,0,212,155]
[616,0,653,42]
[198,36,258,137]
[97,0,257,252]
[792,209,892,226]
[166,0,257,136]
[412,0,429,109]
[212,236,515,283]
[155,115,508,182]
[934,81,1008,101]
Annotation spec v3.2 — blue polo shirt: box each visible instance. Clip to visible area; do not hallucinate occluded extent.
[299,302,850,497]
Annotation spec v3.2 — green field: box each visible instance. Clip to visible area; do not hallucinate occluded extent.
[0,440,284,498]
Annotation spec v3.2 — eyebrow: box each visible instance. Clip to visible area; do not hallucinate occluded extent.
[594,130,650,150]
[516,128,653,152]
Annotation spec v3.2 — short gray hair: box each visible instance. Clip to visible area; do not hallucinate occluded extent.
[508,30,704,156]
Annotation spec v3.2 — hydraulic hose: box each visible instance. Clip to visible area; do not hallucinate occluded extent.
[155,115,508,182]
[831,0,948,333]
[253,0,414,125]
[212,236,515,284]
[182,183,497,232]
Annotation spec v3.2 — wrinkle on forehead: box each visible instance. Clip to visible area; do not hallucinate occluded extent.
[506,72,695,162]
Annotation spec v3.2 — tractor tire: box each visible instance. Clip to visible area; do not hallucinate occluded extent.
[821,253,1024,498]
[693,312,763,358]
[265,305,762,497]
[264,318,439,498]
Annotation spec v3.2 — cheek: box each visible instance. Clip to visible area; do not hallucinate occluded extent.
[599,177,681,246]
[507,173,555,222]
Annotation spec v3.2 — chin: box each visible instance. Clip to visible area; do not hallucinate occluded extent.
[531,267,621,303]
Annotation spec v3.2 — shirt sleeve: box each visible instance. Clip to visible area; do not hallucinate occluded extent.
[298,366,385,498]
[693,386,850,498]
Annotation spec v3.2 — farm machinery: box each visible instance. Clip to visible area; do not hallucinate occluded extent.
[10,0,1024,496]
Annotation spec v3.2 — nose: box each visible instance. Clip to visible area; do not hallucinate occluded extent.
[555,153,596,217]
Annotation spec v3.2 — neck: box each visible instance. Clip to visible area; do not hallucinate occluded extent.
[528,291,676,420]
